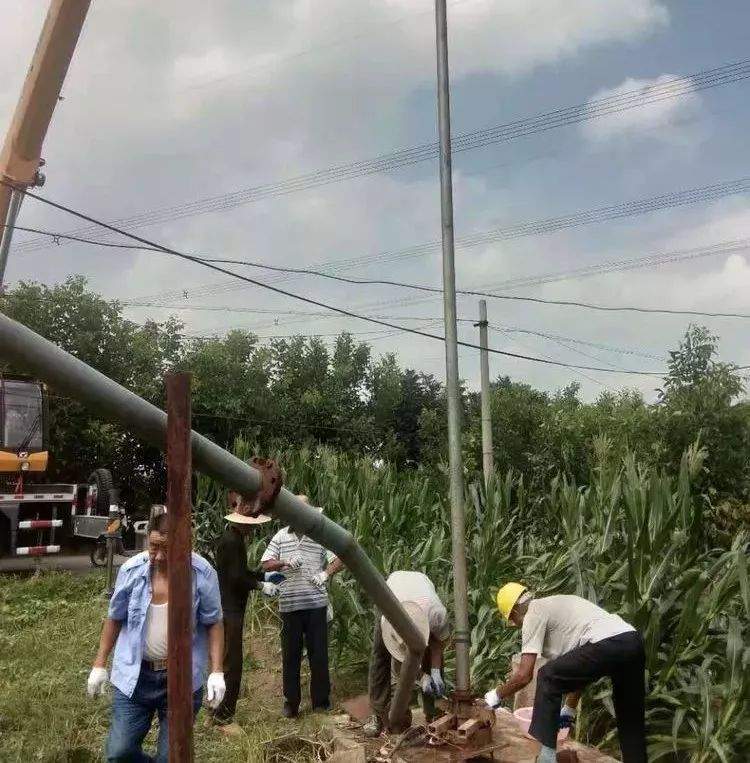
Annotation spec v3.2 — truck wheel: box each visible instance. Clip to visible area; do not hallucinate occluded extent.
[87,468,114,516]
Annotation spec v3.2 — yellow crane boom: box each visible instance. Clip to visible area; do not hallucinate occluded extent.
[0,0,92,285]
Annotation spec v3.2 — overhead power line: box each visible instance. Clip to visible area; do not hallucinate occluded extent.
[130,175,750,304]
[12,222,750,321]
[11,185,666,377]
[12,58,750,256]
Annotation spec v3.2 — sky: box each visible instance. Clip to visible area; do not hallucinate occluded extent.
[2,0,749,402]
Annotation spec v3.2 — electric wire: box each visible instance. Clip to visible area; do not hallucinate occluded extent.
[9,184,667,377]
[12,59,750,255]
[9,222,749,321]
[128,175,750,304]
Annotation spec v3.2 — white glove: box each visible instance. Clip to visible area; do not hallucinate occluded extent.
[484,688,500,709]
[206,672,226,709]
[430,668,446,697]
[86,667,108,697]
[310,571,328,589]
[261,581,279,597]
[420,673,434,696]
[284,554,303,570]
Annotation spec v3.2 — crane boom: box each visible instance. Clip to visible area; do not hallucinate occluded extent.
[0,0,92,285]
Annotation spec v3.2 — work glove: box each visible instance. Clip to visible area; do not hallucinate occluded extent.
[260,581,279,597]
[483,688,501,709]
[310,571,328,589]
[265,571,285,584]
[284,554,303,570]
[420,673,435,696]
[206,672,226,709]
[86,666,108,697]
[430,668,446,698]
[559,704,577,730]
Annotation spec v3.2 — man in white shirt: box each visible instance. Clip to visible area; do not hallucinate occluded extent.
[261,496,343,718]
[364,571,450,736]
[86,506,226,762]
[484,583,647,763]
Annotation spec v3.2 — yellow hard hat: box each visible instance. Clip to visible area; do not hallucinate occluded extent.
[496,582,527,621]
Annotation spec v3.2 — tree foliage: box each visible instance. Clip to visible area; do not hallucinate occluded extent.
[1,278,748,535]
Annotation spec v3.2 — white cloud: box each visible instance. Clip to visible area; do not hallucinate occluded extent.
[580,74,703,145]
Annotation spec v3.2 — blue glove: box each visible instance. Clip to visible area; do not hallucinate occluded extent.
[265,572,285,584]
[430,668,446,698]
[559,705,576,730]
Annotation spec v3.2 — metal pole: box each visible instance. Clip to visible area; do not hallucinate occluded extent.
[0,189,23,289]
[0,312,425,727]
[166,373,193,763]
[434,0,470,693]
[477,300,494,487]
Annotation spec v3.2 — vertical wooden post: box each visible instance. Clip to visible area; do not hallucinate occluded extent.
[166,372,193,763]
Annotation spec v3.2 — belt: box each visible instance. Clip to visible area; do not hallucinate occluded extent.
[143,658,168,672]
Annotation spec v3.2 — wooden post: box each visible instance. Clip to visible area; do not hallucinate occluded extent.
[166,373,193,763]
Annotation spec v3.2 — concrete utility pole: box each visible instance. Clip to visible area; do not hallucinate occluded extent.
[433,0,471,693]
[477,300,494,487]
[166,373,194,763]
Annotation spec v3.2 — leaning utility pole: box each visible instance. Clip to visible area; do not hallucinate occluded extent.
[433,0,470,693]
[476,300,494,487]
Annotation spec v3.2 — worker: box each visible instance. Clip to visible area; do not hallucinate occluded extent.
[86,505,226,762]
[364,570,449,737]
[261,495,343,718]
[211,492,280,732]
[484,584,647,763]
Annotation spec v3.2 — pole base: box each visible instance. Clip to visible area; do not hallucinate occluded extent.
[426,692,502,760]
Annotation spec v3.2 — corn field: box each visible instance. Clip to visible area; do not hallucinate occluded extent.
[194,438,749,762]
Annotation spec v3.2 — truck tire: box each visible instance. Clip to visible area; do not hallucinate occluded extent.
[87,468,113,516]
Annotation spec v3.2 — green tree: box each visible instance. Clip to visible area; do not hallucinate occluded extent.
[657,325,749,497]
[0,277,183,506]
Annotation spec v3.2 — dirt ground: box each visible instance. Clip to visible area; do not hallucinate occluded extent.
[332,694,620,763]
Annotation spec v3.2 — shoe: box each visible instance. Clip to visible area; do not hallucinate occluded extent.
[363,715,384,738]
[282,702,299,718]
[312,700,332,712]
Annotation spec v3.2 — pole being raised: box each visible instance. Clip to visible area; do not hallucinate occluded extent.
[477,300,494,487]
[434,0,470,693]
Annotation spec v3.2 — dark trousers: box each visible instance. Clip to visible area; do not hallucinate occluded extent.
[213,612,245,723]
[529,631,647,762]
[368,611,438,731]
[281,606,330,710]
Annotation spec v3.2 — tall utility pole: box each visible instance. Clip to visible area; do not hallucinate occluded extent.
[433,0,470,693]
[0,0,92,288]
[477,300,494,487]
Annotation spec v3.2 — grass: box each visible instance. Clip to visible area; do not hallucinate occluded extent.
[0,571,360,762]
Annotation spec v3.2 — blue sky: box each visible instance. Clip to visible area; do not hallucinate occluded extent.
[2,0,749,400]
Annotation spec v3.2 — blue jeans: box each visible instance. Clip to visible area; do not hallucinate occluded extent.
[106,665,203,762]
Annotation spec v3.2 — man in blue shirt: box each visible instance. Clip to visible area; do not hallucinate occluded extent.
[86,506,226,762]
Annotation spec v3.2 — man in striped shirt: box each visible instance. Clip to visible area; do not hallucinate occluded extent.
[261,496,343,718]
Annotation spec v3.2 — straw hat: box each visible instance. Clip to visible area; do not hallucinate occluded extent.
[225,511,271,525]
[381,601,430,662]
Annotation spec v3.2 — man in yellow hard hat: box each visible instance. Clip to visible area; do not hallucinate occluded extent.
[484,583,646,763]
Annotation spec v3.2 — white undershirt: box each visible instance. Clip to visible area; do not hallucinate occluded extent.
[143,602,168,660]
